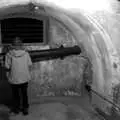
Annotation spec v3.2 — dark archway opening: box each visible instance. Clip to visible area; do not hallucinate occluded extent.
[1,17,44,45]
[0,9,93,108]
[0,17,93,99]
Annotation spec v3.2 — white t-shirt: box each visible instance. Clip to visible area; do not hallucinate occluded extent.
[5,49,32,84]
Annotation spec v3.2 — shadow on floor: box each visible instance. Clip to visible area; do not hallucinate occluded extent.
[0,93,103,120]
[0,98,103,120]
[0,107,10,120]
[95,107,120,120]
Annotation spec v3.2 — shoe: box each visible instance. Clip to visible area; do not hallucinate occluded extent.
[22,108,28,116]
[18,107,23,112]
[9,108,19,116]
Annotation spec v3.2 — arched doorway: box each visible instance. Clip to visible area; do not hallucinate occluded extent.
[1,17,44,44]
[0,1,116,115]
[0,3,93,103]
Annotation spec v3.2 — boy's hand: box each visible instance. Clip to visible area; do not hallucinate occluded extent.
[29,65,33,72]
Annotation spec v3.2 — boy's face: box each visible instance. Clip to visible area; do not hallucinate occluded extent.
[14,38,21,44]
[12,37,23,50]
[14,45,20,50]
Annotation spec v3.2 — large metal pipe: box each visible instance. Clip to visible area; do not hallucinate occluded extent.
[30,45,81,62]
[0,45,81,63]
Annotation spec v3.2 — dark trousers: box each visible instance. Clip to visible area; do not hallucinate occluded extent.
[10,82,29,110]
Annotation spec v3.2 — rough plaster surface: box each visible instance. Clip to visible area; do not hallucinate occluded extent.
[0,103,103,120]
[0,0,115,115]
[91,11,120,113]
[27,18,91,99]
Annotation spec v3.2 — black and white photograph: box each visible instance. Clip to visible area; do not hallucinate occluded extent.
[0,0,120,120]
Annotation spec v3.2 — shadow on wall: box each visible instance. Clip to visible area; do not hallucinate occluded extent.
[0,63,12,105]
[0,45,13,105]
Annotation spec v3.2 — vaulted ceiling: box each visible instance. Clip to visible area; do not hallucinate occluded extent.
[0,0,120,113]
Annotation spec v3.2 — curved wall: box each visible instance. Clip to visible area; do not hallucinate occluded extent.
[0,0,120,115]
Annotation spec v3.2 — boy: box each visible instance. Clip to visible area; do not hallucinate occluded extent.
[5,37,32,116]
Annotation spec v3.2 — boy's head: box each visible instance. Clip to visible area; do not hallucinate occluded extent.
[12,37,23,50]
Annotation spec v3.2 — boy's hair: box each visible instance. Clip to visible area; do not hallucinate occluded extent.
[12,37,23,46]
[12,37,24,50]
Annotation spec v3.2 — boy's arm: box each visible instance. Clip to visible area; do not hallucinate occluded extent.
[5,53,11,70]
[27,52,33,71]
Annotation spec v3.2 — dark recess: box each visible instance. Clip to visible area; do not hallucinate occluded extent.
[1,17,44,44]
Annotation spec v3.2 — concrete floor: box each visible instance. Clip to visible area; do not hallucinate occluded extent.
[0,66,103,120]
[0,93,105,120]
[0,70,119,120]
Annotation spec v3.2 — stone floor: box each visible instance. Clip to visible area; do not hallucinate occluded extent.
[0,96,104,120]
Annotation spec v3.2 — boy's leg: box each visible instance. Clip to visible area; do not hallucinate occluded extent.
[20,82,29,115]
[10,84,21,113]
